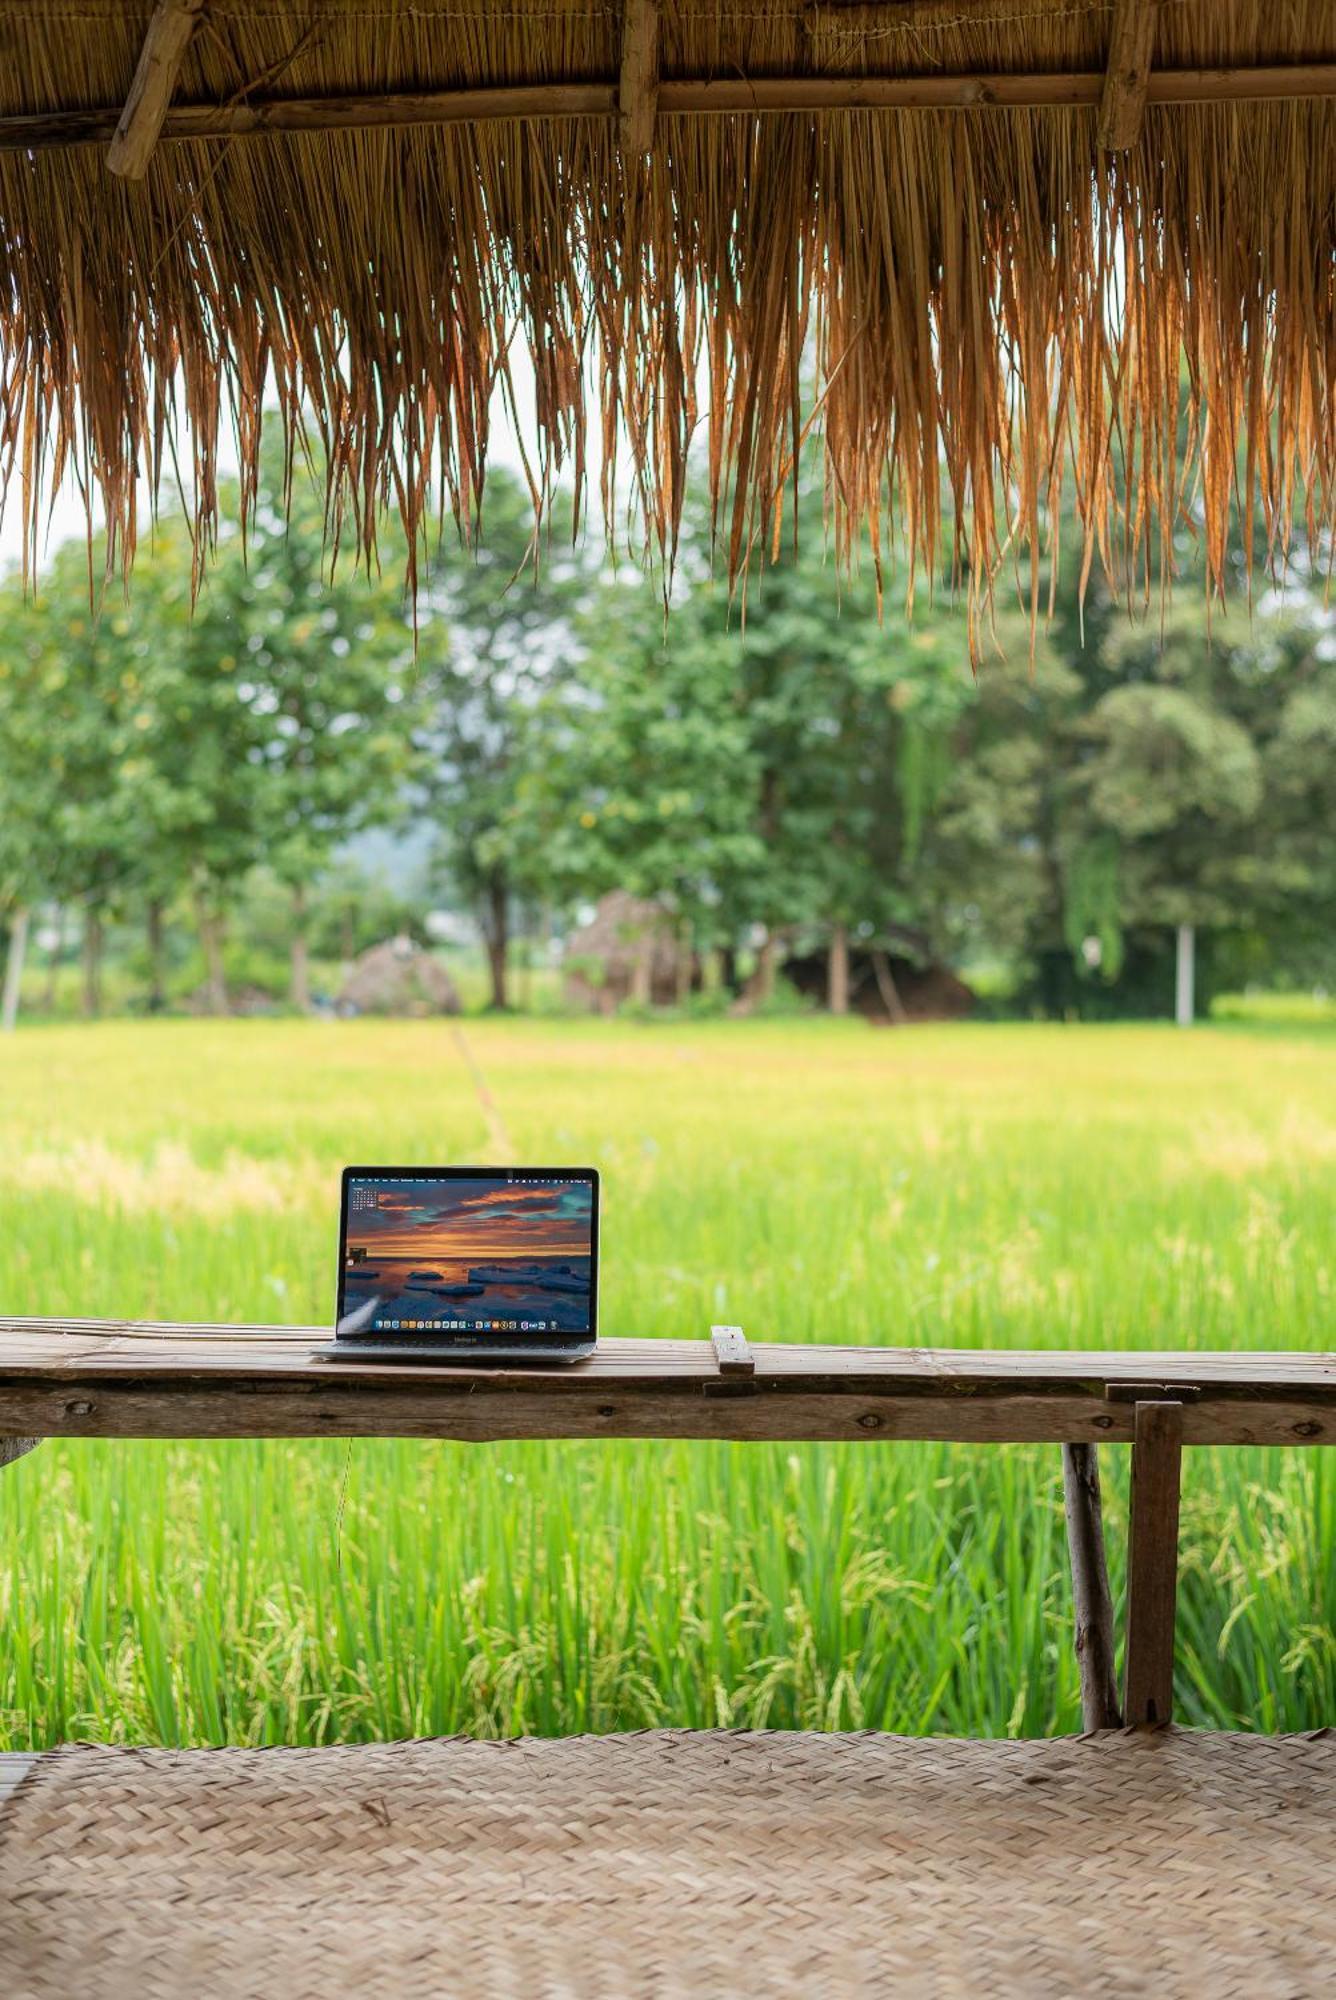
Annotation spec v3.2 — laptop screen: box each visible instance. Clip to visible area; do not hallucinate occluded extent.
[337,1168,598,1342]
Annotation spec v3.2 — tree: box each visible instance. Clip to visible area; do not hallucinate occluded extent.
[206,445,441,1010]
[916,623,1080,983]
[486,572,765,997]
[0,587,58,1025]
[923,591,1333,1017]
[0,547,150,1016]
[109,442,438,1012]
[487,490,970,1010]
[419,474,603,1009]
[1224,613,1336,989]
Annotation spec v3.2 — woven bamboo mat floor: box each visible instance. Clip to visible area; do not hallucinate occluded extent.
[1,1728,1333,1999]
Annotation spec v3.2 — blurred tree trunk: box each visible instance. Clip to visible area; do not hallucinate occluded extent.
[81,910,103,1019]
[518,910,533,1012]
[755,931,779,1005]
[871,949,907,1025]
[483,873,509,1011]
[146,900,167,1013]
[43,907,64,1013]
[1,907,28,1033]
[828,923,849,1015]
[290,882,311,1014]
[675,925,693,1008]
[193,886,228,1015]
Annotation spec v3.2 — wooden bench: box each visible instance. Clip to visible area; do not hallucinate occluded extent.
[3,1318,1335,1731]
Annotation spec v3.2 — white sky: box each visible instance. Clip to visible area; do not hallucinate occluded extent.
[0,356,564,577]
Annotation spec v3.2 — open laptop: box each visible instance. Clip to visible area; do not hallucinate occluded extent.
[321,1166,599,1363]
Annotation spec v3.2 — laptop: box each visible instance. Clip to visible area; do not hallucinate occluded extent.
[321,1165,600,1363]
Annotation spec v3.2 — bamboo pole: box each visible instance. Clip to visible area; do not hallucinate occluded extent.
[1098,0,1159,150]
[808,0,1051,24]
[1061,1443,1122,1731]
[107,0,206,179]
[0,64,1332,155]
[619,0,660,156]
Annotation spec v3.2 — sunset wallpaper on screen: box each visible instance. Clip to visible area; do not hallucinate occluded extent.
[338,1174,596,1337]
[347,1177,592,1265]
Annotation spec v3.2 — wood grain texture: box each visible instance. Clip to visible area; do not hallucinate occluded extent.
[1062,1443,1122,1731]
[1098,0,1158,149]
[106,0,205,179]
[0,65,1331,157]
[0,1436,39,1472]
[1123,1400,1184,1728]
[710,1325,755,1376]
[619,0,660,155]
[0,1322,1331,1448]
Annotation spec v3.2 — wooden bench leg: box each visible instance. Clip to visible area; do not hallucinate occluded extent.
[0,1438,39,1473]
[1122,1400,1183,1727]
[1062,1442,1122,1730]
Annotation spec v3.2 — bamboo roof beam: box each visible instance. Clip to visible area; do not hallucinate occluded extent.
[620,0,660,157]
[107,0,206,180]
[807,0,1045,28]
[1098,0,1158,150]
[1,61,1333,156]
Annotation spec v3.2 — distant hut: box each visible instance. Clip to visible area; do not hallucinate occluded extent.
[783,939,975,1023]
[337,936,460,1018]
[564,893,693,1013]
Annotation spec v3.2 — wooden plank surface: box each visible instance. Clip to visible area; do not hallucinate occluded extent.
[1123,1401,1184,1727]
[0,1321,1331,1447]
[710,1325,755,1376]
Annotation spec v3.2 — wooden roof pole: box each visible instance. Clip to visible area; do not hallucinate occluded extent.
[619,0,660,157]
[1,62,1333,157]
[107,0,206,180]
[1098,0,1158,149]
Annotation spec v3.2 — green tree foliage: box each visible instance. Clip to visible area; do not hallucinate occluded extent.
[419,475,601,1008]
[2,447,1332,1026]
[0,545,154,1012]
[922,596,1336,1014]
[183,451,440,1010]
[490,508,970,1004]
[0,441,433,1015]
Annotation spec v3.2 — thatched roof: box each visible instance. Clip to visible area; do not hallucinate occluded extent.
[337,936,460,1016]
[564,896,688,1008]
[0,2,1332,613]
[566,891,674,956]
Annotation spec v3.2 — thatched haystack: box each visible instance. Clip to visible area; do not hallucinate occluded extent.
[784,945,974,1024]
[337,937,460,1018]
[564,893,691,1012]
[0,3,1331,617]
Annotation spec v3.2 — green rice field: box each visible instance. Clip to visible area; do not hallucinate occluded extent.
[1,1017,1333,1747]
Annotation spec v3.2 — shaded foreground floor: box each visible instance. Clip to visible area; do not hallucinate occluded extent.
[1,1729,1333,1997]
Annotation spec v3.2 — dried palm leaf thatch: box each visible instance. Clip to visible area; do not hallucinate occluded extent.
[0,0,1330,624]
